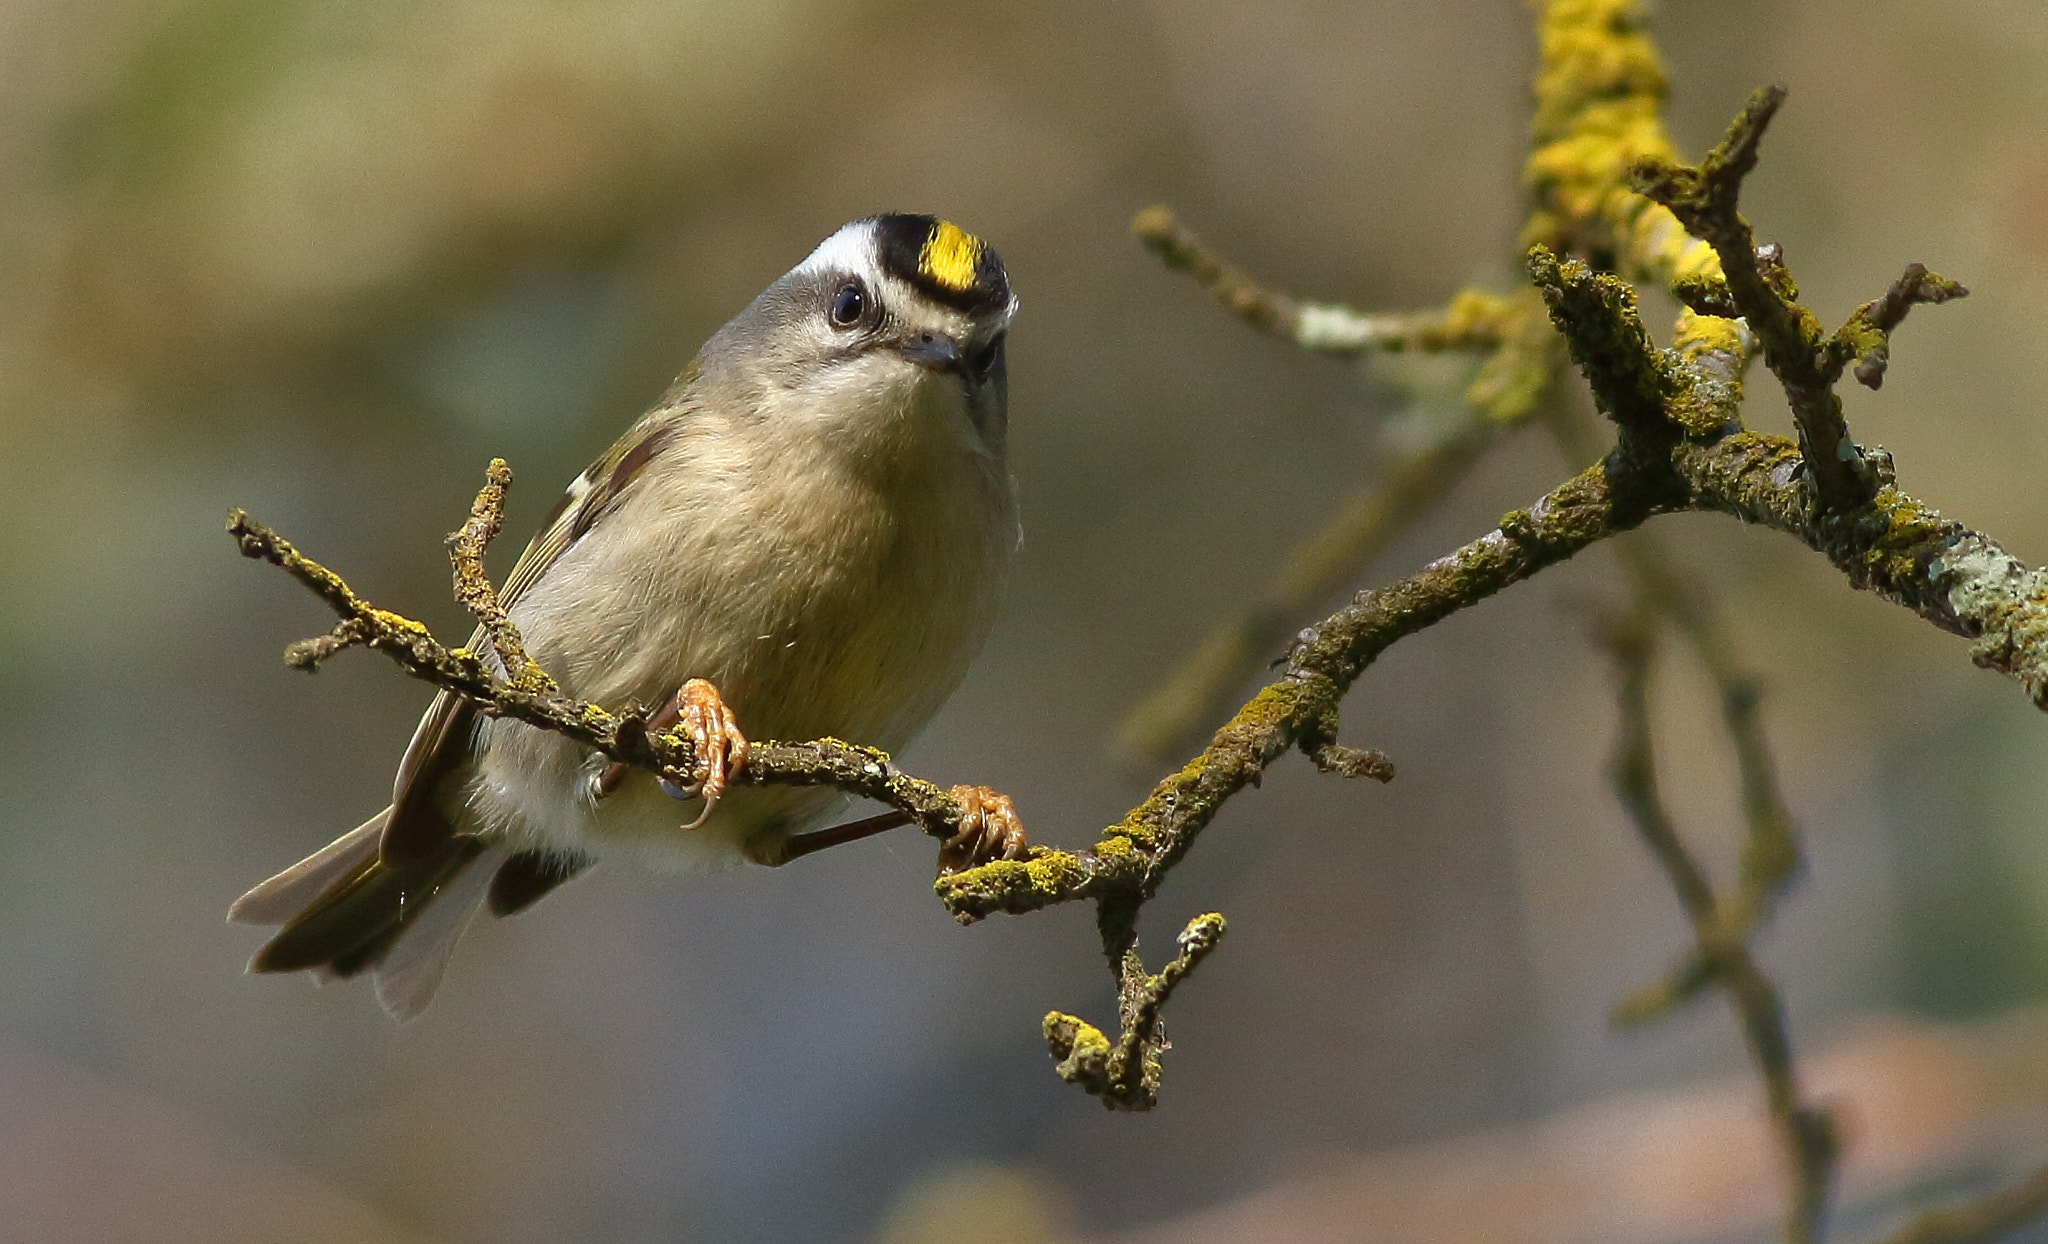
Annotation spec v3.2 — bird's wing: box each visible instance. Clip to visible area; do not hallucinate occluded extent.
[378,395,690,864]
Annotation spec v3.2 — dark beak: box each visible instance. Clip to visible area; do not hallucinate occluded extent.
[897,331,961,373]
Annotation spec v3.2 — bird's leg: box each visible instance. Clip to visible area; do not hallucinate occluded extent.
[590,679,748,830]
[936,785,1027,876]
[753,785,1027,874]
[758,809,914,865]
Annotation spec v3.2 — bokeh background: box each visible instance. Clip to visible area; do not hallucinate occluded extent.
[4,1,2048,1241]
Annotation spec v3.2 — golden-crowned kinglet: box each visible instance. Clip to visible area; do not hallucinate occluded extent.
[230,215,1026,1020]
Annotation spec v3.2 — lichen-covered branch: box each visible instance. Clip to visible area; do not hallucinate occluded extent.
[229,465,990,847]
[1051,0,2048,1206]
[1630,87,1967,517]
[1673,433,2048,706]
[945,455,1664,925]
[1031,14,2040,1131]
[1829,263,1970,391]
[1043,912,1227,1111]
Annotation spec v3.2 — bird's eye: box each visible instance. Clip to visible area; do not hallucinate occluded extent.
[828,281,866,328]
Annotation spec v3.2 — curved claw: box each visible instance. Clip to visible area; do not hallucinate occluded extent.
[588,680,747,819]
[936,784,1027,876]
[671,678,747,830]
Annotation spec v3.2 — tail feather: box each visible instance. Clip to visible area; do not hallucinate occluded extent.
[372,848,500,1022]
[239,823,487,988]
[227,812,386,925]
[234,813,576,1020]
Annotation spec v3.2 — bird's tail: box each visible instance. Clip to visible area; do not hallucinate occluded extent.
[228,810,497,1022]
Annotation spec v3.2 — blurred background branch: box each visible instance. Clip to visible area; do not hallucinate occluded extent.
[1601,614,1835,1244]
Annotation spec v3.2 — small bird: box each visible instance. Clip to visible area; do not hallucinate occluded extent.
[230,215,1028,1019]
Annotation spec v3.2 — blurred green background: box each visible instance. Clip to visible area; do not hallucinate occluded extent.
[4,1,2048,1240]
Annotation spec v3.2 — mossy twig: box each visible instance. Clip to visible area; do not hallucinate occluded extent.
[1044,912,1227,1111]
[446,457,549,690]
[1828,263,1969,391]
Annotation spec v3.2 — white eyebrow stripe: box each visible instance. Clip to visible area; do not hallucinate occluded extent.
[792,223,876,281]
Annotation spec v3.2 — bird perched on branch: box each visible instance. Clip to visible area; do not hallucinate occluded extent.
[230,215,1028,1019]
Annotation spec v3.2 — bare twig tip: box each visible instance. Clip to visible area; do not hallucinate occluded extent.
[1312,743,1397,782]
[1131,204,1176,245]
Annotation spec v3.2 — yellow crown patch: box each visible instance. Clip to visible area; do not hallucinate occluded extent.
[919,220,982,292]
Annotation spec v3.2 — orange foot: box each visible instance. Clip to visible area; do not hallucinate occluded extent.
[936,784,1028,876]
[662,678,748,829]
[592,678,748,829]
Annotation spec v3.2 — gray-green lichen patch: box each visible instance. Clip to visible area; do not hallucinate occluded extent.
[1940,536,2048,705]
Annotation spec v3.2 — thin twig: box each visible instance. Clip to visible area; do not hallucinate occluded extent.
[446,457,548,688]
[1132,206,1514,354]
[1827,263,1970,391]
[1044,912,1228,1110]
[1614,538,1801,924]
